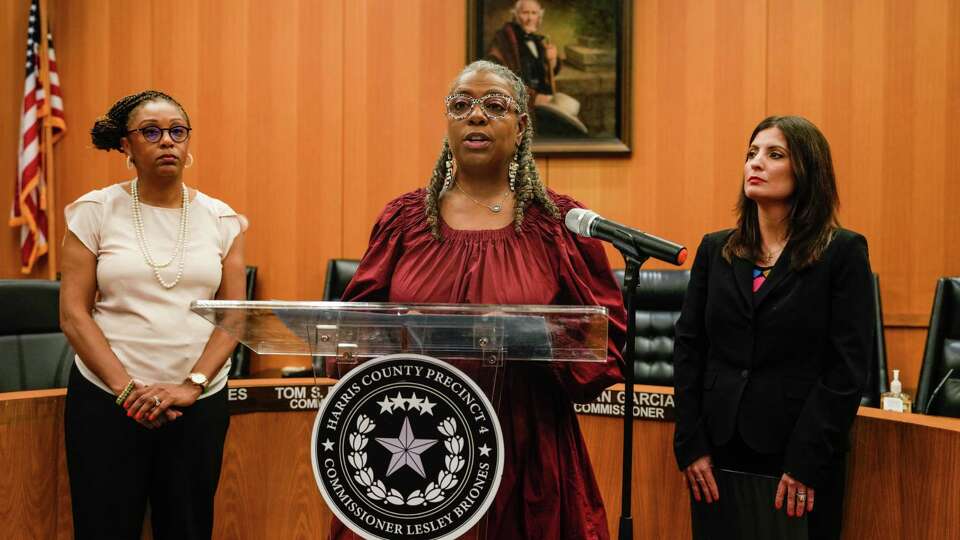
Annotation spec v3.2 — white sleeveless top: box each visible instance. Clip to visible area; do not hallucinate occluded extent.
[65,182,248,398]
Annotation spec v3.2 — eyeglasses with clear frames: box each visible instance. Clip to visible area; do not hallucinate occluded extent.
[127,126,192,143]
[445,93,519,120]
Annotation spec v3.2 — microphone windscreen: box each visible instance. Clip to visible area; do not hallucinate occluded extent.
[564,208,597,237]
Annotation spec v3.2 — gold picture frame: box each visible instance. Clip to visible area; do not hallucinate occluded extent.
[467,0,633,155]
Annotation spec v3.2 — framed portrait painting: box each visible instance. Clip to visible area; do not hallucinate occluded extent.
[467,0,632,155]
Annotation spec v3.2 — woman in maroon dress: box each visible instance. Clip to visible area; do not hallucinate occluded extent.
[333,60,626,540]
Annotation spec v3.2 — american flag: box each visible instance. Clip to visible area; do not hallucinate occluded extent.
[9,0,66,274]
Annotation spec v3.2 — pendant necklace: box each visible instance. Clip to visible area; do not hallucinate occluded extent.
[454,182,511,214]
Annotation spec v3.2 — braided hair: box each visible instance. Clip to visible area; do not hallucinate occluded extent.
[90,90,190,152]
[425,60,559,240]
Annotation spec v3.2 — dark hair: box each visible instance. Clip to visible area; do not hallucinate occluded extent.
[89,90,190,152]
[424,60,558,240]
[722,115,839,269]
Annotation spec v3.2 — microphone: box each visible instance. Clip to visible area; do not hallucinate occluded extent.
[565,208,688,266]
[924,368,955,414]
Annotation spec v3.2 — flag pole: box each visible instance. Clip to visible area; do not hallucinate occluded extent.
[38,0,57,280]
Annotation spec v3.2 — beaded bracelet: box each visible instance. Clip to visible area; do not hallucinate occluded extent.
[115,379,135,406]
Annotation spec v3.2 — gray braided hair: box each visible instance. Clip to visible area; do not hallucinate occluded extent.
[425,60,558,240]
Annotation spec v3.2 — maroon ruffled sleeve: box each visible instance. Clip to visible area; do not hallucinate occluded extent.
[548,193,627,402]
[341,191,420,302]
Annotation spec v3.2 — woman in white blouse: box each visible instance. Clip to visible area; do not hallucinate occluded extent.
[60,90,247,540]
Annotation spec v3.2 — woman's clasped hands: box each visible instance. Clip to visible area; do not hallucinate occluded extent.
[121,382,202,429]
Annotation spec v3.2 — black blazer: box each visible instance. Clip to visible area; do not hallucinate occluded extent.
[672,228,874,488]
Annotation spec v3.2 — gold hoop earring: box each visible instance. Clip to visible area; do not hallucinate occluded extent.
[126,155,134,170]
[185,153,194,169]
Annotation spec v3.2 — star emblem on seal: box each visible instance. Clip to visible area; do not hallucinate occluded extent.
[376,417,438,477]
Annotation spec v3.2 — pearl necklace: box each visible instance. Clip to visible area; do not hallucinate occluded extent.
[454,181,511,213]
[130,178,189,289]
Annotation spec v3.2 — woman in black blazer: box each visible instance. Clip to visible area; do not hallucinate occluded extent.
[673,116,874,539]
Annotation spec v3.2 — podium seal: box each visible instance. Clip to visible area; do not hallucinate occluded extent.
[312,354,504,540]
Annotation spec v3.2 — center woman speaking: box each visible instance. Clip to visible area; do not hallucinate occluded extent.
[332,60,627,539]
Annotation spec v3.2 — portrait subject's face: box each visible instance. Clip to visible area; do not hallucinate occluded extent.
[515,1,543,33]
[743,127,796,204]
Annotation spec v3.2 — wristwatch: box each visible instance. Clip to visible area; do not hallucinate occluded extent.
[187,372,208,391]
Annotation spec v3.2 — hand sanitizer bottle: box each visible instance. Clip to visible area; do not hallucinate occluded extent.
[881,369,913,413]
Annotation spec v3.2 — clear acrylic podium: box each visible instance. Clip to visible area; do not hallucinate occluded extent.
[191,300,610,540]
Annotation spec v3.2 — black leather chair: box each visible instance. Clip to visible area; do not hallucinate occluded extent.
[0,280,74,392]
[228,266,258,378]
[861,274,889,407]
[323,259,360,301]
[915,277,960,417]
[614,269,690,386]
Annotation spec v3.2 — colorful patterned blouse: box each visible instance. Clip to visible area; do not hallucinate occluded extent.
[752,265,774,292]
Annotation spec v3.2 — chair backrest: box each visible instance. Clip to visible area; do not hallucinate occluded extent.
[916,277,960,417]
[861,273,889,407]
[228,266,258,378]
[323,259,361,301]
[0,280,73,392]
[614,269,691,386]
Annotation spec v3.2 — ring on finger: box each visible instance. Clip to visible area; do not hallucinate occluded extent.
[152,396,161,407]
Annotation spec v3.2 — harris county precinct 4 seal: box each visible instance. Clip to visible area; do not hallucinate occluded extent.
[311,354,504,540]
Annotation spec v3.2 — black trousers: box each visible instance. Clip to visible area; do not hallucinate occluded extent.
[64,366,229,540]
[690,429,846,540]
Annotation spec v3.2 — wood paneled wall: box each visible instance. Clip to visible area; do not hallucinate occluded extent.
[2,0,958,389]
